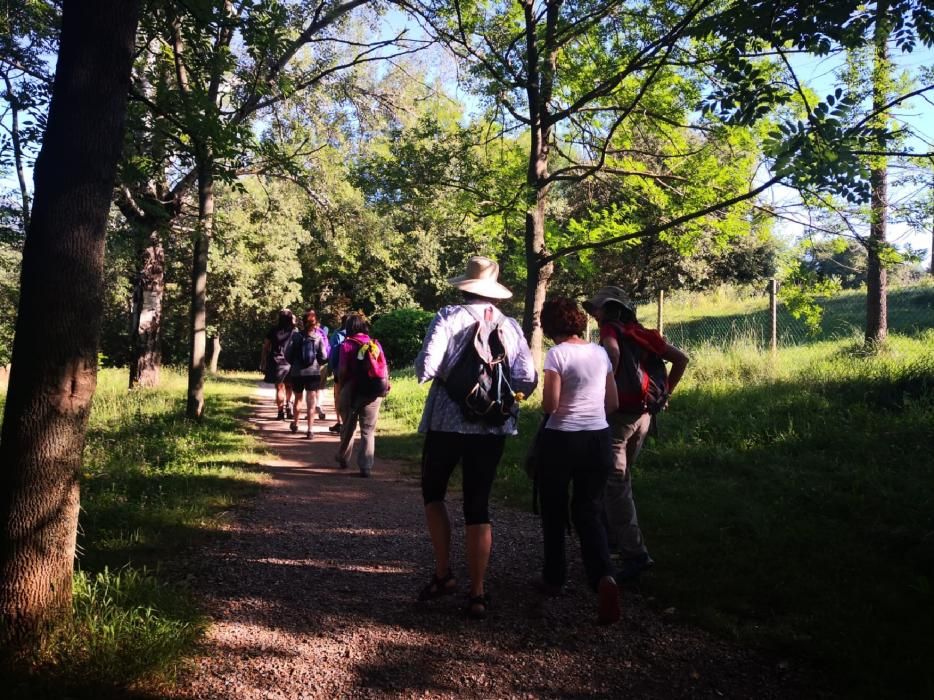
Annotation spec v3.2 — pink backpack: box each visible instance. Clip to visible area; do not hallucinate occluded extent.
[346,337,390,399]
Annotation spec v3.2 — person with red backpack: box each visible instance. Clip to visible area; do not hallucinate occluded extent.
[335,312,390,477]
[584,286,689,580]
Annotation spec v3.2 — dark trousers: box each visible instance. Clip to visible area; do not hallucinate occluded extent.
[539,427,614,590]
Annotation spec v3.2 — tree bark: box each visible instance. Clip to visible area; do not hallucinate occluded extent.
[128,228,165,388]
[523,191,553,370]
[0,0,141,641]
[186,160,213,419]
[865,5,890,344]
[519,0,557,369]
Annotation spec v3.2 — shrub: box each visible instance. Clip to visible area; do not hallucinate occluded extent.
[371,307,434,368]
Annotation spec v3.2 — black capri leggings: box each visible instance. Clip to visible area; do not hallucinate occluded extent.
[421,431,506,526]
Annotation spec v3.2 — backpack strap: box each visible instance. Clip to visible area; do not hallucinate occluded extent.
[460,304,500,325]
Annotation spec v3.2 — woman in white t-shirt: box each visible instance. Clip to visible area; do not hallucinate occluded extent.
[538,297,620,624]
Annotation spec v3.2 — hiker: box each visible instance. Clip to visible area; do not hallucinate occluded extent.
[335,312,389,477]
[327,316,349,434]
[413,255,537,620]
[260,309,296,421]
[313,319,330,422]
[537,297,620,624]
[288,309,329,439]
[584,286,689,580]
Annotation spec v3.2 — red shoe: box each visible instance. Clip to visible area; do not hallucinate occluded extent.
[597,576,620,625]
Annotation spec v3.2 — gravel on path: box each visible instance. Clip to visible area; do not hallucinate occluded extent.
[172,384,818,699]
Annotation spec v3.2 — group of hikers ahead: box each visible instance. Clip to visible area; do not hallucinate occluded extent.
[260,309,389,477]
[260,254,688,624]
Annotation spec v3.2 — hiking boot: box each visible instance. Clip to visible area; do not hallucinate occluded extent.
[317,407,326,420]
[276,408,285,420]
[617,553,654,581]
[285,405,293,420]
[289,420,298,433]
[328,422,342,434]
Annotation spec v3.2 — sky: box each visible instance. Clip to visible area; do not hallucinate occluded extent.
[776,48,934,265]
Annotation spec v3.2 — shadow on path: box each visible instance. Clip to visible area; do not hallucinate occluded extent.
[173,383,821,699]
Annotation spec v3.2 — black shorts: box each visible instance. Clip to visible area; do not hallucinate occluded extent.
[421,431,506,525]
[291,375,322,396]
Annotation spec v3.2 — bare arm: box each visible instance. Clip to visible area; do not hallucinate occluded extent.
[542,369,561,415]
[601,335,621,373]
[663,343,689,394]
[604,371,619,414]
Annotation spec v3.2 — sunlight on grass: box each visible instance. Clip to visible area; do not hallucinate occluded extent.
[2,368,269,696]
[377,332,934,696]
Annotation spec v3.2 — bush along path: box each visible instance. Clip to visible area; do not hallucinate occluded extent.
[172,383,818,699]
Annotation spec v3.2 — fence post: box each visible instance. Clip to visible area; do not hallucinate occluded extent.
[657,289,665,334]
[769,278,778,354]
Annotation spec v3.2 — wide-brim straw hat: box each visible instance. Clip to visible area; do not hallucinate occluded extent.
[448,256,513,300]
[583,286,635,313]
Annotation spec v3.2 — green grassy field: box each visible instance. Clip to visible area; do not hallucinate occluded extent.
[2,369,268,697]
[646,282,934,348]
[379,332,934,698]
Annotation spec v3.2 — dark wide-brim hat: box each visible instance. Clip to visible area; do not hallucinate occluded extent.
[583,286,635,313]
[448,255,512,300]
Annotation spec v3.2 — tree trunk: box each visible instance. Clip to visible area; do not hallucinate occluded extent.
[186,160,213,419]
[0,0,140,642]
[207,334,221,374]
[522,193,553,370]
[865,6,890,344]
[518,0,557,369]
[128,229,164,388]
[2,73,31,231]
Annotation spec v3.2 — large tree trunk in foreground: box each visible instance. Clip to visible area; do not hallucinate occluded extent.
[128,229,165,388]
[186,161,213,419]
[0,0,141,642]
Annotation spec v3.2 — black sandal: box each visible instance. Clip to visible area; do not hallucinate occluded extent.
[417,571,456,601]
[465,593,490,620]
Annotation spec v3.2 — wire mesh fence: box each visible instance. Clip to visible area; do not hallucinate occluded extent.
[629,281,934,349]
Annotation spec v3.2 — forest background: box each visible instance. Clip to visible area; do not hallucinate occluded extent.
[1,0,934,697]
[2,0,933,381]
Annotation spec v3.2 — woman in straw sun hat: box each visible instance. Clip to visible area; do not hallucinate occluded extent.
[413,255,538,619]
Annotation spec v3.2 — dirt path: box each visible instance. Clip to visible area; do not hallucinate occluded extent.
[173,384,814,699]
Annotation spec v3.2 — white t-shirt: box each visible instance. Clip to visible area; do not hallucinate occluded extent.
[543,341,612,432]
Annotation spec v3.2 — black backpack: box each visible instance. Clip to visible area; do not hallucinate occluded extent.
[608,321,669,415]
[444,306,517,427]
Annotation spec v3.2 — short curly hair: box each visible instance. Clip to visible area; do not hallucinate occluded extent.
[541,297,587,339]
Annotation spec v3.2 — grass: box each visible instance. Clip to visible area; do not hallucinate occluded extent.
[378,332,934,698]
[2,368,268,698]
[651,281,934,348]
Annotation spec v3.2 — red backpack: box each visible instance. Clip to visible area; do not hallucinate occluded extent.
[606,321,669,415]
